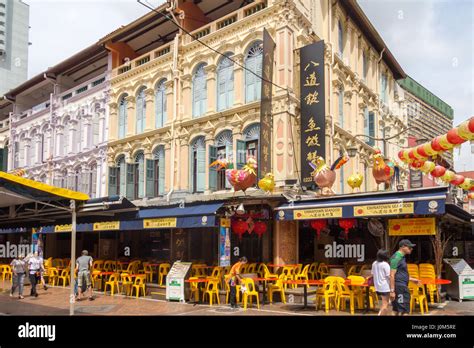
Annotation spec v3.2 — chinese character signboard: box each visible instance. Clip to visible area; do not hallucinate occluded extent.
[388,218,436,236]
[293,207,342,219]
[259,28,275,178]
[300,41,326,190]
[143,218,177,229]
[354,202,414,217]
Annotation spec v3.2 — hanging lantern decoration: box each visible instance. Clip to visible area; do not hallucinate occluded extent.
[468,192,474,200]
[253,221,267,238]
[430,165,446,178]
[246,216,255,235]
[420,161,436,174]
[310,219,328,239]
[423,142,438,157]
[450,174,465,186]
[411,160,424,170]
[438,134,455,151]
[458,119,474,141]
[447,128,465,145]
[231,219,248,240]
[415,145,428,158]
[459,178,474,191]
[338,218,356,240]
[440,170,455,183]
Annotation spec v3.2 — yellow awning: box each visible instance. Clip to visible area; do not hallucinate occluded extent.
[0,171,89,202]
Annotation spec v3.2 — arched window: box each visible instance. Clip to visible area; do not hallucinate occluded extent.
[136,87,146,134]
[239,123,260,181]
[209,130,232,191]
[245,41,263,103]
[63,117,70,156]
[338,20,344,56]
[155,79,167,128]
[192,63,207,118]
[89,164,97,198]
[217,53,234,111]
[338,88,344,127]
[109,155,126,197]
[147,146,165,197]
[134,151,145,199]
[118,94,128,139]
[190,136,205,193]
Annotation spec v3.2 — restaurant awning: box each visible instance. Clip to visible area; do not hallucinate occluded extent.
[275,187,448,221]
[121,202,225,230]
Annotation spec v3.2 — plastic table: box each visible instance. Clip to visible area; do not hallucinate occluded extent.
[283,279,325,310]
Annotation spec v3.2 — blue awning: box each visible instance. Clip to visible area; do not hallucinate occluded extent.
[138,202,224,219]
[275,187,448,221]
[0,227,30,234]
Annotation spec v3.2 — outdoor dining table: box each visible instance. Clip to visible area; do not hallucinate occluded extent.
[283,279,325,310]
[185,278,210,305]
[253,276,279,306]
[345,279,372,313]
[419,278,452,303]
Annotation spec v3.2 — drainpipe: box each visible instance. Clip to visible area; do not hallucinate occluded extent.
[328,0,337,165]
[166,3,180,203]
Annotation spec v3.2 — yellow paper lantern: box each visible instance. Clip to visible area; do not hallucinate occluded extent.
[423,142,438,156]
[459,178,474,190]
[440,170,455,183]
[458,121,474,141]
[439,134,455,150]
[420,161,436,174]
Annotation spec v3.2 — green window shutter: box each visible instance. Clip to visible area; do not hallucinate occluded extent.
[126,163,135,200]
[158,150,165,196]
[146,159,155,198]
[0,148,4,171]
[236,140,246,169]
[225,143,233,189]
[209,145,217,191]
[197,146,206,192]
[3,145,7,171]
[368,112,375,146]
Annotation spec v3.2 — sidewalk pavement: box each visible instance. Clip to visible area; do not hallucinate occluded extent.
[0,281,471,316]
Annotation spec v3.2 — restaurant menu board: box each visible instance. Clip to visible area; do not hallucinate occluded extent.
[166,261,192,302]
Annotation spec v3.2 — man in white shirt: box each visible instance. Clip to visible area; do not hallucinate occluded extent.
[27,252,43,297]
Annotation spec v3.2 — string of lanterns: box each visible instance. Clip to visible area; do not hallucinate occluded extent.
[398,117,474,191]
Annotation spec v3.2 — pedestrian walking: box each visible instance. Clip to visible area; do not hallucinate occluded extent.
[10,254,27,299]
[75,250,94,301]
[227,256,247,309]
[390,239,421,315]
[370,249,391,315]
[37,254,48,291]
[27,252,43,297]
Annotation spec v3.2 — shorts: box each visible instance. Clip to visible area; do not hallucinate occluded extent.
[377,291,390,298]
[77,270,91,288]
[392,285,410,313]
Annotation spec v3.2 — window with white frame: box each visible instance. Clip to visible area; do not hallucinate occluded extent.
[136,87,146,134]
[155,79,167,128]
[245,41,263,103]
[192,63,207,118]
[190,136,205,193]
[118,94,128,139]
[217,53,234,111]
[209,130,232,191]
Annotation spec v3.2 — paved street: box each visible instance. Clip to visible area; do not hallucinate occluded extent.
[0,281,471,316]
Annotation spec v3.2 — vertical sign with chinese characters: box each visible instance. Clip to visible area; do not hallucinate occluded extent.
[300,41,326,190]
[259,28,276,178]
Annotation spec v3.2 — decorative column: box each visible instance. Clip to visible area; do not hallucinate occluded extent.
[164,80,174,125]
[34,133,42,165]
[82,115,92,151]
[108,102,118,142]
[144,88,155,132]
[68,120,78,156]
[273,220,298,265]
[181,74,192,121]
[275,25,294,89]
[178,137,189,192]
[164,142,172,193]
[204,134,214,193]
[125,95,136,137]
[232,54,244,107]
[98,112,106,144]
[343,19,351,65]
[343,90,353,134]
[23,138,31,167]
[204,64,217,116]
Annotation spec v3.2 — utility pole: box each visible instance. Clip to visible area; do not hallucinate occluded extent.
[69,199,76,316]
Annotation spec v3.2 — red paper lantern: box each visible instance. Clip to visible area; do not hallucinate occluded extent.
[310,219,327,239]
[447,128,465,145]
[430,165,446,178]
[253,221,267,238]
[338,218,356,240]
[431,137,449,152]
[408,150,416,161]
[411,161,424,170]
[232,220,248,240]
[450,174,465,186]
[415,145,428,158]
[469,117,474,133]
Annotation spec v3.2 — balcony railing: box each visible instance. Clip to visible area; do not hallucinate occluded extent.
[57,73,107,105]
[184,0,267,45]
[112,42,173,78]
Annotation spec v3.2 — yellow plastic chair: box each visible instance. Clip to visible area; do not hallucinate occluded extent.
[347,265,358,276]
[120,274,133,296]
[308,262,318,280]
[246,263,257,273]
[57,269,70,287]
[92,260,104,272]
[1,265,12,282]
[44,257,53,268]
[347,275,366,309]
[241,278,260,310]
[104,273,120,296]
[335,278,356,314]
[318,263,329,279]
[281,266,296,289]
[315,278,337,313]
[267,274,286,304]
[202,279,220,306]
[240,263,249,274]
[46,268,59,286]
[409,282,429,314]
[261,264,278,280]
[189,277,200,302]
[294,264,303,275]
[131,275,146,298]
[103,261,115,272]
[295,264,310,285]
[158,263,171,286]
[140,264,153,283]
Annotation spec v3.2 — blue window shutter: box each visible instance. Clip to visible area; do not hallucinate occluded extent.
[209,145,217,191]
[236,140,246,169]
[126,163,135,200]
[119,97,127,139]
[108,166,117,196]
[146,159,154,198]
[368,112,375,146]
[158,148,165,196]
[196,146,206,192]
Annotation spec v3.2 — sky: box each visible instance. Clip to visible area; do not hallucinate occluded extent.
[24,0,473,170]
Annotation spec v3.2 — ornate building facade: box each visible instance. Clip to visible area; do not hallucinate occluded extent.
[4,45,109,198]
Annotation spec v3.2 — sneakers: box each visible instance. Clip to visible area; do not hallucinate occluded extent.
[9,293,13,297]
[44,285,48,291]
[19,295,24,299]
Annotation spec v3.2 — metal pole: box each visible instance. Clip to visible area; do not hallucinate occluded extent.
[69,200,76,316]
